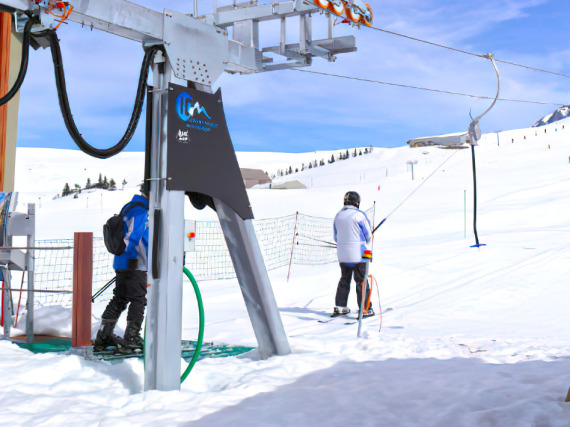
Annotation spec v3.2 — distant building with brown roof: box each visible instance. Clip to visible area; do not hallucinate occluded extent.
[240,168,271,188]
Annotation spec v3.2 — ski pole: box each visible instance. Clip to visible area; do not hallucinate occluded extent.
[372,218,387,234]
[92,276,116,302]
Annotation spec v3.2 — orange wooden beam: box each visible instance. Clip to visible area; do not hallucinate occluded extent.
[0,12,12,192]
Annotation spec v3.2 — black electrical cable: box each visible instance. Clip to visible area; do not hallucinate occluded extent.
[44,29,162,159]
[0,17,36,107]
[470,144,483,248]
[143,86,153,196]
[152,209,161,279]
[0,5,16,14]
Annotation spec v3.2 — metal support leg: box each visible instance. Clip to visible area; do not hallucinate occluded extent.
[145,190,185,391]
[1,268,12,338]
[214,198,291,359]
[25,204,35,343]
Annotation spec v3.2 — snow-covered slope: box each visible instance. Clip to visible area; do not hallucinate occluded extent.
[2,117,570,425]
[533,105,570,127]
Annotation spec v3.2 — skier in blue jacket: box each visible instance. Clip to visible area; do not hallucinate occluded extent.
[94,190,149,353]
[332,191,374,317]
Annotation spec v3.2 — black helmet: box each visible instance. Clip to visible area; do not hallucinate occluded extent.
[344,191,360,208]
[140,183,149,197]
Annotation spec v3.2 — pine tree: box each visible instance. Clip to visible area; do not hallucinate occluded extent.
[122,179,127,190]
[288,166,293,174]
[86,177,91,188]
[62,183,71,196]
[109,178,116,191]
[98,173,103,184]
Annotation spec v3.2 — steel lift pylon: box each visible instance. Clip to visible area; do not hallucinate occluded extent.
[0,0,367,391]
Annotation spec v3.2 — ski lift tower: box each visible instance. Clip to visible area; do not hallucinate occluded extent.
[0,0,368,391]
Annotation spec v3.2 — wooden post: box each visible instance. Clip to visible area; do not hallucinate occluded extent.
[72,232,93,348]
[0,13,21,193]
[0,12,12,192]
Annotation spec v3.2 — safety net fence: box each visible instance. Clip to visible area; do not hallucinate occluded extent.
[16,206,374,308]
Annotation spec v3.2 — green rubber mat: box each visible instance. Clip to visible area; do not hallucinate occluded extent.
[13,337,254,362]
[13,337,72,353]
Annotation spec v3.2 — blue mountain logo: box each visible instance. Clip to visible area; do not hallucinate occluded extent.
[176,92,212,121]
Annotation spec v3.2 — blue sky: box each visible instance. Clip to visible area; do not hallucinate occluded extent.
[15,0,570,152]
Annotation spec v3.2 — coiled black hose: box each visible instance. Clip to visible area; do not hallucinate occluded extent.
[45,29,162,159]
[0,17,36,107]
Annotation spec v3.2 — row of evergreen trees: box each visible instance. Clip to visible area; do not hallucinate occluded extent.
[61,174,127,197]
[274,147,372,177]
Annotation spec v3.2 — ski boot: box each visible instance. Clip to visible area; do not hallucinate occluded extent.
[93,319,119,352]
[115,321,143,355]
[331,306,351,317]
[362,307,375,318]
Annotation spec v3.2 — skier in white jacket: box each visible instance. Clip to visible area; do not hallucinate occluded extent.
[332,191,374,317]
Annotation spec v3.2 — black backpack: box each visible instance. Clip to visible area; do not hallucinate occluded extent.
[103,201,146,255]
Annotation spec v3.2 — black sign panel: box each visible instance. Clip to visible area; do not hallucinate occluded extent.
[166,84,253,220]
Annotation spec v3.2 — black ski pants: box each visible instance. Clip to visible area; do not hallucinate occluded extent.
[101,270,147,325]
[335,262,369,308]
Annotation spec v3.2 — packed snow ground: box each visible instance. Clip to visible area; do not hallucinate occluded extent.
[2,118,570,426]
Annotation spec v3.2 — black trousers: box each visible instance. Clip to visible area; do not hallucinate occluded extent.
[335,262,369,308]
[101,270,147,325]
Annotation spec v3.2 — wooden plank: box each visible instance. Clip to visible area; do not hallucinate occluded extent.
[0,12,11,192]
[72,232,93,348]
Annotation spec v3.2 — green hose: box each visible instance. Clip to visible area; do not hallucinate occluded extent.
[181,266,205,383]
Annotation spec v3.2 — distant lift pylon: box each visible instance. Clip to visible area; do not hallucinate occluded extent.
[0,0,370,391]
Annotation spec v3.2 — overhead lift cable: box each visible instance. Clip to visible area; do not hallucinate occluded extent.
[43,29,163,159]
[371,150,461,235]
[368,25,570,80]
[294,69,564,106]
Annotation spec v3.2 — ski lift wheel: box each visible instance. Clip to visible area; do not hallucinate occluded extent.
[345,6,361,23]
[362,4,373,26]
[314,0,331,9]
[329,2,345,16]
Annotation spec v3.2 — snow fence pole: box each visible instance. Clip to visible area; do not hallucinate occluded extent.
[286,211,298,282]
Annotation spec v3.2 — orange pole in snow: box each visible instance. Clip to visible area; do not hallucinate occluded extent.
[72,232,93,348]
